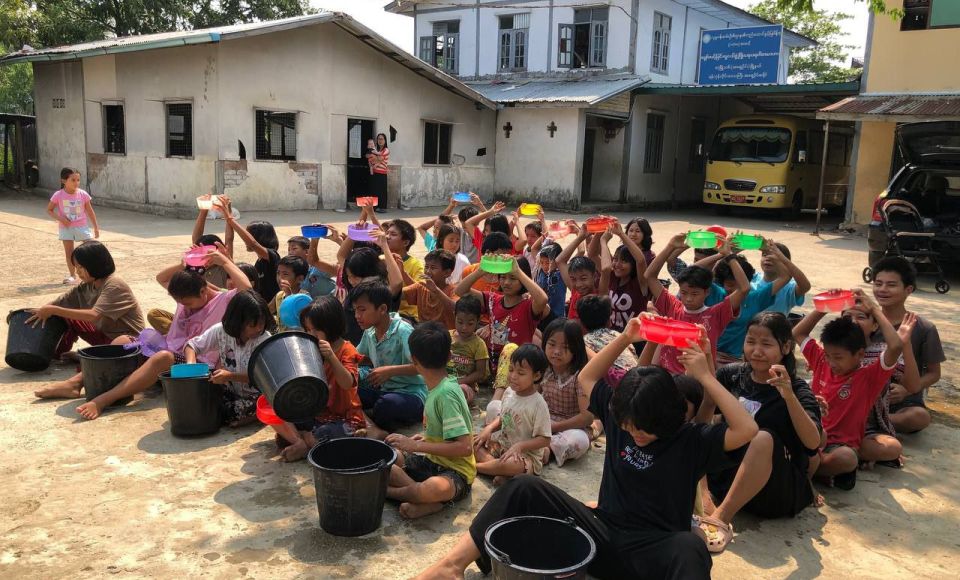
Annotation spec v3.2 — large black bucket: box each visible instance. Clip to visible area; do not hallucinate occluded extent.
[159,371,223,436]
[308,438,397,537]
[248,331,328,422]
[78,344,141,406]
[484,516,597,580]
[4,309,68,371]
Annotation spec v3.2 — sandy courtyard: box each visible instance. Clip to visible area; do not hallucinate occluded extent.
[1,190,958,579]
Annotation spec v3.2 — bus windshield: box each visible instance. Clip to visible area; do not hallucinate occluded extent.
[709,127,792,164]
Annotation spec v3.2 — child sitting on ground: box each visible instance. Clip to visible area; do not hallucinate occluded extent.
[353,281,427,438]
[474,344,552,484]
[223,202,281,306]
[667,246,726,307]
[540,318,594,467]
[272,255,309,332]
[599,221,649,333]
[558,226,611,320]
[753,241,810,315]
[514,210,545,272]
[185,289,273,427]
[402,249,458,329]
[286,235,337,299]
[447,295,489,405]
[267,296,366,462]
[385,321,476,519]
[417,213,454,251]
[577,294,638,387]
[644,233,748,374]
[436,223,471,284]
[792,290,902,490]
[535,243,567,325]
[382,218,425,321]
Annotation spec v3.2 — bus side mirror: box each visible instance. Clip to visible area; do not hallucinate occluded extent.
[797,150,808,164]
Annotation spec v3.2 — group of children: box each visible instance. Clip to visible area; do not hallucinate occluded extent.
[33,171,945,578]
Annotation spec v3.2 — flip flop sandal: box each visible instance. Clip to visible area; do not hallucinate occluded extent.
[876,456,904,469]
[694,515,734,553]
[833,469,857,491]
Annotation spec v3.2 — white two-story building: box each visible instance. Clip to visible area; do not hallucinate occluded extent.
[386,0,820,208]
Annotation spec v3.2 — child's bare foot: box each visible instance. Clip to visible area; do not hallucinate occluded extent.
[413,559,465,580]
[35,383,82,399]
[399,501,444,519]
[365,422,388,441]
[542,447,551,465]
[492,475,511,486]
[58,351,80,364]
[76,400,103,420]
[352,428,367,438]
[280,439,309,462]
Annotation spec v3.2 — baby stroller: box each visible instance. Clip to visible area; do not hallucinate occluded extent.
[863,199,950,294]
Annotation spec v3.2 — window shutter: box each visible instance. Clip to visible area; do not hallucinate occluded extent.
[558,24,573,68]
[590,21,607,67]
[419,36,435,65]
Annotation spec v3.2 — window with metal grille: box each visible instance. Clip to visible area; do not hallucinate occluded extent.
[900,0,960,30]
[423,121,452,165]
[255,110,297,161]
[498,14,529,71]
[651,12,672,75]
[644,113,666,173]
[166,103,193,157]
[103,104,125,154]
[559,8,607,69]
[419,20,460,74]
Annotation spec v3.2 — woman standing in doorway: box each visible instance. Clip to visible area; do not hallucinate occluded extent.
[367,132,390,213]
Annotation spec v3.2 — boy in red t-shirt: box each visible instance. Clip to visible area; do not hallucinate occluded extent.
[792,290,902,490]
[557,225,612,320]
[644,233,749,374]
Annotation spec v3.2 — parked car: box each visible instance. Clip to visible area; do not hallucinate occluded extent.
[867,121,960,267]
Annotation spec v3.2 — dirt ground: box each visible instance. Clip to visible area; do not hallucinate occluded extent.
[1,189,959,579]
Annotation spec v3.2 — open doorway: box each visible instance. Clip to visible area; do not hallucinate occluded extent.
[346,118,375,202]
[582,128,596,199]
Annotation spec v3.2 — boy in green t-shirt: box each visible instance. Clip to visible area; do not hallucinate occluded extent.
[386,321,476,520]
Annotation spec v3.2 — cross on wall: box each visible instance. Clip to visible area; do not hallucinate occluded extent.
[502,122,513,138]
[547,122,558,137]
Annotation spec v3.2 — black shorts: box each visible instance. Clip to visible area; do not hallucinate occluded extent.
[890,397,927,413]
[709,430,815,519]
[402,452,471,503]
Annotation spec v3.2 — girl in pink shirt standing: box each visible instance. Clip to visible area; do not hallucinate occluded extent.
[47,167,100,284]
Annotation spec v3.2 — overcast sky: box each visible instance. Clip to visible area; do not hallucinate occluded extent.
[312,0,870,57]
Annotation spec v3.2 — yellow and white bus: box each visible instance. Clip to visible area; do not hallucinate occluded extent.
[702,115,852,218]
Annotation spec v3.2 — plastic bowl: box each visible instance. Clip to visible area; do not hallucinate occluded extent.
[685,231,718,249]
[585,216,614,234]
[256,395,284,426]
[347,223,376,242]
[732,233,763,250]
[301,224,329,239]
[452,192,472,203]
[519,203,542,216]
[170,363,210,379]
[184,245,217,267]
[480,255,514,274]
[706,225,727,248]
[356,196,378,207]
[637,316,703,348]
[280,294,313,328]
[196,195,220,210]
[812,290,856,313]
[546,221,571,240]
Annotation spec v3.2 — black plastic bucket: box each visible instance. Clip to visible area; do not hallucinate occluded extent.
[4,309,68,371]
[308,438,397,537]
[159,371,223,436]
[248,331,328,422]
[78,344,141,406]
[787,312,803,328]
[484,516,597,580]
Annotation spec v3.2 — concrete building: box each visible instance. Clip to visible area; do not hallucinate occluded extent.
[1,13,498,212]
[386,0,817,208]
[819,0,960,225]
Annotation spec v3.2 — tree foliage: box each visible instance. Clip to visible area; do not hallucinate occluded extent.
[750,0,859,84]
[775,0,904,19]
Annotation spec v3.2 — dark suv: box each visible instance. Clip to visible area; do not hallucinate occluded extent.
[867,122,960,266]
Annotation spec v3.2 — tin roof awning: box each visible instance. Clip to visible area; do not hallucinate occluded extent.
[637,81,859,116]
[818,93,960,122]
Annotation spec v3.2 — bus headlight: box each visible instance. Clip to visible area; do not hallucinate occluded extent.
[760,185,786,194]
[704,181,720,190]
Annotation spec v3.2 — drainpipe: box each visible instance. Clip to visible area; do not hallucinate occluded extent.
[547,0,554,72]
[628,0,639,74]
[815,120,831,236]
[670,95,683,209]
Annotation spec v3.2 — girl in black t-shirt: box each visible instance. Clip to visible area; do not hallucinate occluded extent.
[415,317,759,580]
[222,199,281,305]
[700,312,823,551]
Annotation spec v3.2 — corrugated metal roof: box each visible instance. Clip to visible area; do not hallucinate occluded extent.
[467,76,648,106]
[818,94,960,121]
[0,12,496,110]
[638,81,859,95]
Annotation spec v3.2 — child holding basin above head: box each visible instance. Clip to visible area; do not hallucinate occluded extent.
[185,289,273,427]
[53,250,252,420]
[259,296,366,462]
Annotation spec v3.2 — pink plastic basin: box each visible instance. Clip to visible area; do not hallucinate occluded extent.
[812,290,855,313]
[637,316,702,348]
[184,245,216,267]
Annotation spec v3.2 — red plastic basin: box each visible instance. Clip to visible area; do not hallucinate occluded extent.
[812,290,855,313]
[637,316,703,348]
[585,216,614,234]
[256,395,284,426]
[356,196,378,207]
